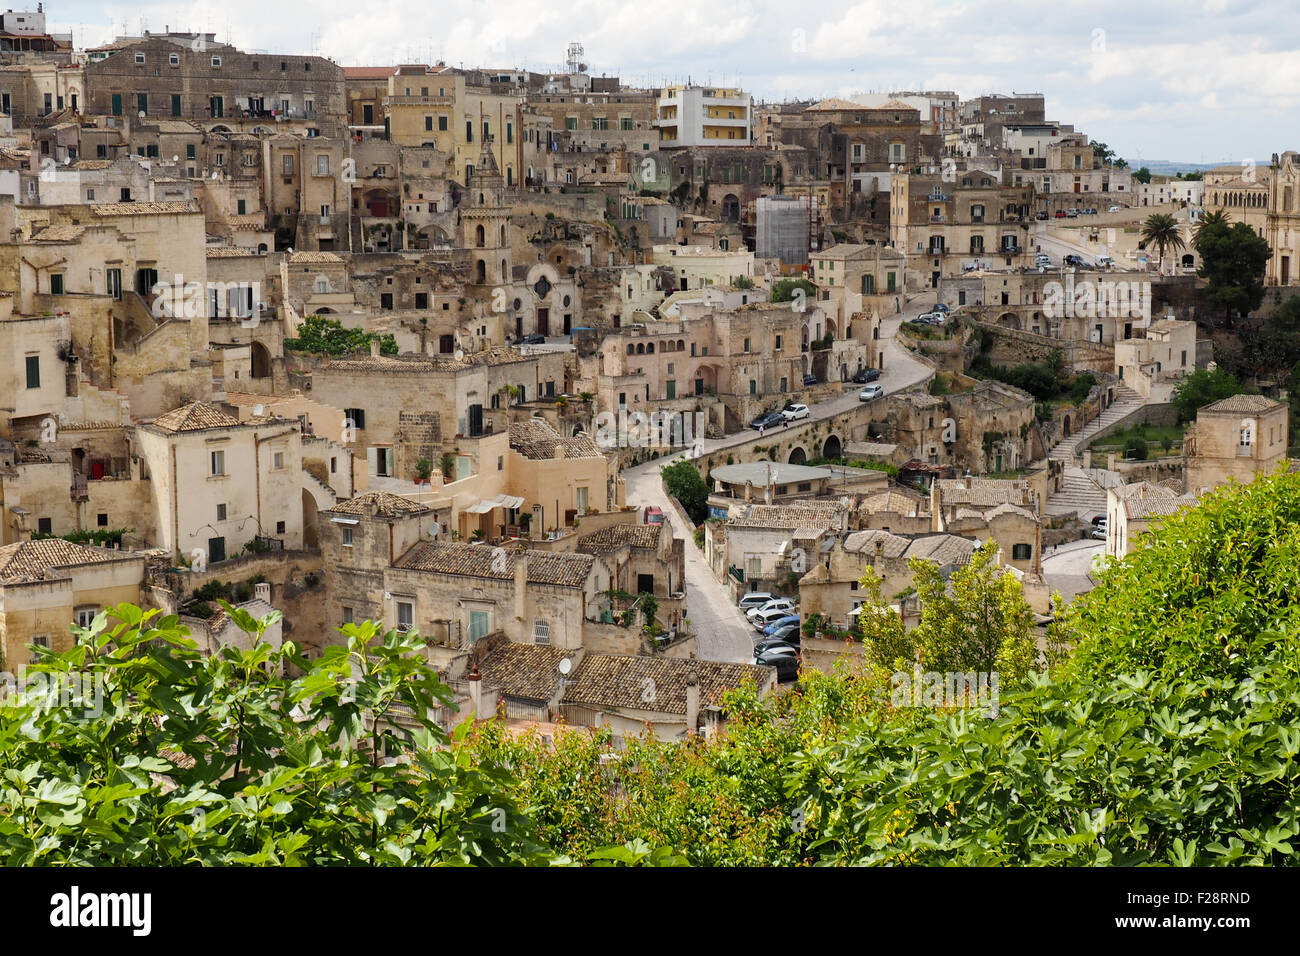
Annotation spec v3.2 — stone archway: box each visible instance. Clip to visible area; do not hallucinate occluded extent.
[997,312,1022,330]
[822,435,842,460]
[788,446,807,465]
[250,340,272,379]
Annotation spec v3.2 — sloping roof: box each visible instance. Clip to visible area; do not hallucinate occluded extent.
[1126,496,1198,521]
[728,501,844,530]
[935,478,1034,509]
[903,534,977,567]
[477,642,572,702]
[91,200,198,216]
[147,402,242,434]
[858,490,925,516]
[561,653,768,715]
[576,523,662,554]
[0,539,137,585]
[396,542,594,588]
[509,419,602,460]
[344,66,398,79]
[323,491,431,518]
[29,224,86,242]
[843,529,909,559]
[1201,394,1283,414]
[288,251,344,264]
[807,97,860,111]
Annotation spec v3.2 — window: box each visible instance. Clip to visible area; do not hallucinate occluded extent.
[169,53,179,66]
[425,115,433,131]
[216,503,227,521]
[24,354,39,389]
[273,451,284,469]
[469,610,490,643]
[342,607,354,624]
[137,93,147,115]
[276,520,286,534]
[743,337,751,352]
[30,635,50,661]
[211,56,222,67]
[210,449,226,476]
[316,154,329,176]
[341,526,354,547]
[208,536,226,563]
[775,334,782,350]
[50,274,64,295]
[344,408,366,430]
[437,115,447,131]
[37,517,52,534]
[135,52,145,64]
[1012,544,1032,561]
[397,601,414,631]
[76,607,98,628]
[533,620,551,644]
[237,199,246,215]
[282,154,294,175]
[97,513,108,527]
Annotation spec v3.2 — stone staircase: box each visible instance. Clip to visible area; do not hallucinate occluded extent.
[1048,385,1144,465]
[1046,467,1109,518]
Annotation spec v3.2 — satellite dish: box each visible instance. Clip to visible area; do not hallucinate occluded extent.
[253,404,264,416]
[558,657,572,676]
[383,591,392,601]
[172,154,179,162]
[454,348,464,361]
[138,110,145,119]
[425,521,441,538]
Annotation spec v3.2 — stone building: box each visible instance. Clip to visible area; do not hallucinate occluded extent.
[1105,480,1198,558]
[0,538,144,668]
[883,380,1037,475]
[931,477,1042,574]
[1184,394,1289,494]
[83,35,345,137]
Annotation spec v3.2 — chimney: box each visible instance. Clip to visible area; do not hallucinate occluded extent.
[369,338,381,358]
[254,581,272,604]
[530,503,543,541]
[684,664,700,735]
[513,549,528,626]
[467,659,482,718]
[874,537,884,558]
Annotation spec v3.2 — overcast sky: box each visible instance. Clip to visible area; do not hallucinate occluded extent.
[51,0,1295,163]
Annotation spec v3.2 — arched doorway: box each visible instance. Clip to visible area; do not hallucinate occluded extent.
[721,193,740,221]
[1062,415,1072,438]
[822,435,842,460]
[788,447,807,465]
[250,341,271,379]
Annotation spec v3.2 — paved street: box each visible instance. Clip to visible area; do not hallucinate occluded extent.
[1041,537,1105,604]
[620,294,936,662]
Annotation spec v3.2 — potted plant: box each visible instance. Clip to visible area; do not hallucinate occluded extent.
[415,458,433,485]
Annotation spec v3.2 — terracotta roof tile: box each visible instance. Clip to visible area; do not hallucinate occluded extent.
[322,490,432,518]
[576,524,662,554]
[396,542,594,588]
[509,419,602,460]
[561,653,769,715]
[91,200,198,216]
[0,539,137,584]
[147,402,243,434]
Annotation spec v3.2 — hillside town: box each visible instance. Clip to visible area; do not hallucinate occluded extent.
[3,5,1299,745]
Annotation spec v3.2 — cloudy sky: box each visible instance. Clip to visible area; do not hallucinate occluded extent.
[49,0,1295,162]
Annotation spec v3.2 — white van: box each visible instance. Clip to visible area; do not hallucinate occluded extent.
[1096,255,1115,268]
[738,592,775,611]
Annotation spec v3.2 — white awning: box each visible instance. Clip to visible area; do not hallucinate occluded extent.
[464,494,525,514]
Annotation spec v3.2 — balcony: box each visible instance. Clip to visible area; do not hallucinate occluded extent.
[384,94,454,107]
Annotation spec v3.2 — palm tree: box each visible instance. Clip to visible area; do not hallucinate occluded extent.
[1140,213,1186,273]
[1192,209,1230,249]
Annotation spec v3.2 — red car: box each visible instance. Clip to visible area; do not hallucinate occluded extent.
[1054,210,1067,218]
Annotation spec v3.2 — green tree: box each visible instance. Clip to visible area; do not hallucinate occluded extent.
[660,459,709,525]
[770,278,816,304]
[0,605,558,864]
[1192,209,1230,249]
[1132,166,1152,184]
[1139,213,1186,273]
[908,540,1039,685]
[1090,141,1126,169]
[1197,220,1272,327]
[284,316,398,357]
[1170,366,1245,423]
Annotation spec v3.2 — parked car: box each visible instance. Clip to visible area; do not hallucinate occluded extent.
[753,646,800,682]
[757,622,800,646]
[1091,514,1107,527]
[519,333,547,345]
[749,411,785,430]
[933,302,950,313]
[1054,210,1068,218]
[1082,208,1098,215]
[1035,211,1049,220]
[1091,525,1108,541]
[1066,208,1080,218]
[754,633,800,657]
[1096,255,1115,268]
[643,506,664,525]
[782,402,810,422]
[1108,205,1124,213]
[763,614,801,636]
[801,373,818,386]
[916,311,946,324]
[852,367,881,384]
[746,598,796,622]
[752,607,797,631]
[1063,254,1087,267]
[738,592,775,611]
[859,384,884,401]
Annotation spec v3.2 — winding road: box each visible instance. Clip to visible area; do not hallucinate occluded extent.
[622,294,937,662]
